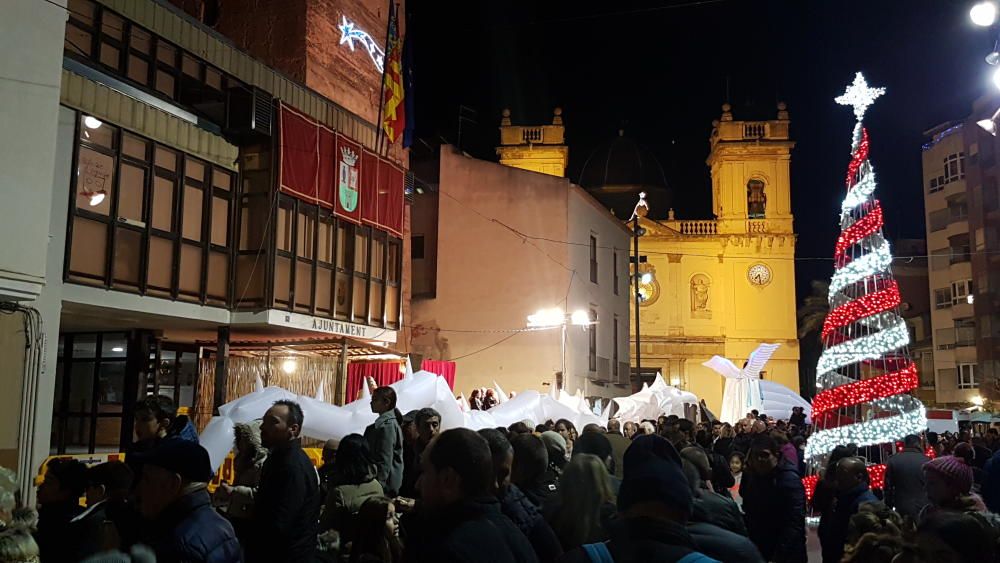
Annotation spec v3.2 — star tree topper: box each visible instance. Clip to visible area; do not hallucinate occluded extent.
[835,72,886,121]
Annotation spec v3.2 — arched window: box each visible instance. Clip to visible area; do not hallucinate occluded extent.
[747,179,766,219]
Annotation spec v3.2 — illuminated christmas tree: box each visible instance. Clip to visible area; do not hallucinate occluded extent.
[805,73,927,475]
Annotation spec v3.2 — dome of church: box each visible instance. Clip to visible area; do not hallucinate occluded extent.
[577,131,672,220]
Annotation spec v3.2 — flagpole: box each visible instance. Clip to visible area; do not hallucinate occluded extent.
[374,1,394,157]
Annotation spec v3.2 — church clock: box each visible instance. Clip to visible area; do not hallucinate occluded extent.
[747,263,772,287]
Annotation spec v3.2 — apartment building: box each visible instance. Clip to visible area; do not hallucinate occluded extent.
[922,122,978,406]
[0,0,408,497]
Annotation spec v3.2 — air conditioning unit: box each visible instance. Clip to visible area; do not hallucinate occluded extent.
[226,85,273,142]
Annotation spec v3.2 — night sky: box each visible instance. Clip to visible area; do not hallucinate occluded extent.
[412,0,990,298]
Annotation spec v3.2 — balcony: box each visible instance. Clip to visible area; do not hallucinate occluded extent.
[499,124,565,146]
[713,120,790,144]
[665,219,718,235]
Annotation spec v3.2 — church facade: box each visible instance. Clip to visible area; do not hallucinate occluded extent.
[498,103,800,413]
[627,103,800,412]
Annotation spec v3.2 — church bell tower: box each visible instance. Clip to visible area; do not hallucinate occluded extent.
[706,102,795,235]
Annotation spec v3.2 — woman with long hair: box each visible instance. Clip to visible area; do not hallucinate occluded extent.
[544,454,616,551]
[350,496,402,563]
[554,419,578,457]
[321,434,384,540]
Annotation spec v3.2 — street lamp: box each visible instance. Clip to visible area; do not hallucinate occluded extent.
[527,307,596,391]
[972,1,998,26]
[629,192,649,386]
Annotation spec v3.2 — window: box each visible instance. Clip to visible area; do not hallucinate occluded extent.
[412,235,425,260]
[613,250,619,296]
[950,234,971,264]
[51,332,129,454]
[929,177,942,193]
[67,113,235,305]
[613,316,619,380]
[747,179,766,218]
[951,279,973,306]
[64,0,235,126]
[269,196,403,328]
[934,288,953,309]
[955,318,976,346]
[944,153,966,183]
[929,209,950,232]
[948,198,968,222]
[589,308,598,372]
[958,363,978,389]
[590,236,598,284]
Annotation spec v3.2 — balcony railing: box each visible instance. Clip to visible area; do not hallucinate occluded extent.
[743,122,767,138]
[675,220,718,235]
[748,219,768,233]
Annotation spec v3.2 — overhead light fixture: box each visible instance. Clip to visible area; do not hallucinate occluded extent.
[570,309,591,326]
[86,190,107,207]
[111,347,124,352]
[640,272,654,285]
[993,67,1000,90]
[968,293,976,304]
[282,359,297,374]
[83,115,103,129]
[987,40,1000,65]
[527,307,565,328]
[971,1,998,26]
[978,105,1000,135]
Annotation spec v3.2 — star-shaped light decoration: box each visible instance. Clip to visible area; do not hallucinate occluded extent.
[835,72,886,121]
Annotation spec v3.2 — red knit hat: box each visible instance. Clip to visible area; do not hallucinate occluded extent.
[923,455,973,494]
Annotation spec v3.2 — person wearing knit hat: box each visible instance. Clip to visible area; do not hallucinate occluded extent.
[921,453,988,523]
[540,431,568,471]
[559,435,719,563]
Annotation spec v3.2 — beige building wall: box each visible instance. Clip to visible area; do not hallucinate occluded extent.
[411,148,630,398]
[922,123,978,406]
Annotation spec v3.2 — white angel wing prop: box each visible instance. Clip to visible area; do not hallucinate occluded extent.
[742,343,781,380]
[702,355,742,379]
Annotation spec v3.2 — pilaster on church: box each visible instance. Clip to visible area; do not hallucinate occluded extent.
[496,108,569,178]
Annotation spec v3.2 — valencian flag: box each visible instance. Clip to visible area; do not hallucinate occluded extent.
[381,2,404,144]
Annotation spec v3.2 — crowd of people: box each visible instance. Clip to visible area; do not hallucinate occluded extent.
[3,394,1000,561]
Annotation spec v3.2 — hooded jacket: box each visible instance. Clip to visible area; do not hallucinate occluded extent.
[740,459,807,563]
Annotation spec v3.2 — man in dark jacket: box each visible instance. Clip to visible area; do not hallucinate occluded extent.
[75,460,139,555]
[818,456,878,563]
[559,435,717,563]
[740,434,807,563]
[884,434,931,520]
[511,433,558,508]
[364,386,404,496]
[402,428,538,562]
[134,439,241,563]
[34,457,87,562]
[605,420,630,480]
[251,399,321,562]
[479,429,563,562]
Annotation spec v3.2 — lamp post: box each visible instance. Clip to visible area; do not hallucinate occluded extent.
[630,192,649,386]
[528,308,596,393]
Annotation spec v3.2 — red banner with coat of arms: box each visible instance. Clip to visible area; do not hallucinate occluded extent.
[277,104,404,235]
[334,133,362,224]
